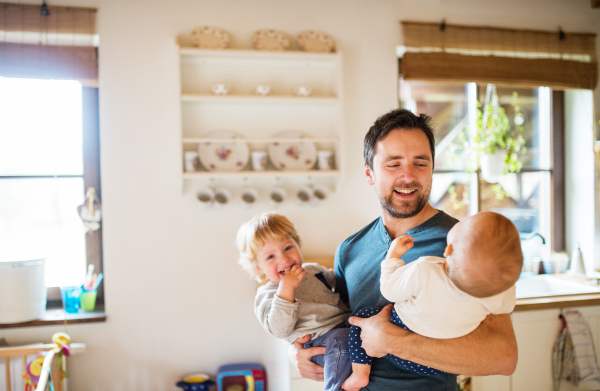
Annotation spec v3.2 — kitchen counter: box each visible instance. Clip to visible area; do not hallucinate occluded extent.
[515,274,600,311]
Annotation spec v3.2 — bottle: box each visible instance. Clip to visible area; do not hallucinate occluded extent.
[569,243,586,275]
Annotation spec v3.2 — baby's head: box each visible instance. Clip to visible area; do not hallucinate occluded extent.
[236,212,303,283]
[445,211,523,298]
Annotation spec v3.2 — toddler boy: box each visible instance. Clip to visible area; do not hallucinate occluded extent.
[237,212,352,391]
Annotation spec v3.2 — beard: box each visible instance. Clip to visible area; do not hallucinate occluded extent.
[378,182,430,219]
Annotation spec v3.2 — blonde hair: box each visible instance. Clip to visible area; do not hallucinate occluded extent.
[236,212,302,282]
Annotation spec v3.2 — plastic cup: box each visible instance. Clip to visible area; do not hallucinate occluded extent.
[60,286,82,313]
[80,291,98,311]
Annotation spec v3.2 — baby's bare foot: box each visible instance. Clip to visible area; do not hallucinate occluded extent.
[342,372,369,391]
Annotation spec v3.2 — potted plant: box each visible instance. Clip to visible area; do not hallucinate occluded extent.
[472,85,526,183]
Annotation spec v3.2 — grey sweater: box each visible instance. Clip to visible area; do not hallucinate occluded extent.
[254,263,350,344]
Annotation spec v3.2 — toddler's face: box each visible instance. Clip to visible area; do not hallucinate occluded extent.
[256,237,303,283]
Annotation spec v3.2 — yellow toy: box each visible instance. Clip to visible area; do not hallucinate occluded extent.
[23,332,71,391]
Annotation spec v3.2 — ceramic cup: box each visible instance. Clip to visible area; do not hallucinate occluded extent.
[211,84,230,95]
[241,187,259,207]
[197,187,215,209]
[255,85,272,96]
[312,184,329,202]
[213,187,231,206]
[251,151,267,171]
[293,86,312,97]
[317,150,333,170]
[184,151,199,172]
[296,186,313,204]
[269,187,286,205]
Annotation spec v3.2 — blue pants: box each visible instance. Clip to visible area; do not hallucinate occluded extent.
[304,326,352,391]
[349,307,445,376]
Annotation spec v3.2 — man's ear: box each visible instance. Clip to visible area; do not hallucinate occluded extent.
[444,243,453,257]
[365,163,375,185]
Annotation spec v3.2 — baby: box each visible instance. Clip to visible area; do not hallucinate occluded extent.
[344,211,523,389]
[236,212,353,391]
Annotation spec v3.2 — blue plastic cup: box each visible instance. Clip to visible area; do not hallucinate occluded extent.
[60,286,82,313]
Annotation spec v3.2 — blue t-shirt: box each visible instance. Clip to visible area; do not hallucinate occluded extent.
[335,211,459,391]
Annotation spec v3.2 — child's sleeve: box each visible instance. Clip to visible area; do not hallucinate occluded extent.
[492,285,517,314]
[254,286,299,339]
[380,259,419,303]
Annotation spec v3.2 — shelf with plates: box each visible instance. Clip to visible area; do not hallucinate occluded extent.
[182,170,341,179]
[181,94,339,105]
[178,44,343,203]
[182,137,339,144]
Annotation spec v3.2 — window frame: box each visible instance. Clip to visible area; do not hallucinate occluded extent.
[0,84,103,306]
[398,78,565,251]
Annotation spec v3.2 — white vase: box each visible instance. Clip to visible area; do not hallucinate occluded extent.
[480,150,506,183]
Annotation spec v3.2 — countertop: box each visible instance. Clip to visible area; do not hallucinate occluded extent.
[515,274,600,312]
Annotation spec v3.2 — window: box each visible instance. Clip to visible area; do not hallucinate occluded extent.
[0,77,102,304]
[400,80,564,252]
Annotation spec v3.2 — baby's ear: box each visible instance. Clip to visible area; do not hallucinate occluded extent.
[444,244,453,257]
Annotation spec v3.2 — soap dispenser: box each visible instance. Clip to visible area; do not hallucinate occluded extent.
[569,243,586,275]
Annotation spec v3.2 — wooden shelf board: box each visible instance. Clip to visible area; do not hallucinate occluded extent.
[181,94,338,104]
[179,47,339,60]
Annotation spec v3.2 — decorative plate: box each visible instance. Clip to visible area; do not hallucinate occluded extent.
[191,26,231,49]
[297,30,335,53]
[198,131,249,171]
[268,131,317,171]
[252,29,290,51]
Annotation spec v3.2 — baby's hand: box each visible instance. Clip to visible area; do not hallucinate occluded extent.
[386,235,414,259]
[280,265,306,290]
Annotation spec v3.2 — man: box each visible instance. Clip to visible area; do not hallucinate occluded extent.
[289,109,518,390]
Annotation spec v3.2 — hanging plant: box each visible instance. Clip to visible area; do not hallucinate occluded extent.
[472,85,527,183]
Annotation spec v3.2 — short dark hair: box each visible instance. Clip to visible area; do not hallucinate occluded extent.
[363,108,436,169]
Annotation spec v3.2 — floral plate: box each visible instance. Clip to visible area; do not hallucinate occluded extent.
[268,131,317,171]
[198,130,249,171]
[191,26,230,49]
[297,30,335,53]
[252,29,290,51]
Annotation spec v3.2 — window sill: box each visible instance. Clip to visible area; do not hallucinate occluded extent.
[0,305,106,329]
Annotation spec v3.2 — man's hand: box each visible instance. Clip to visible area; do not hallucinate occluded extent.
[288,335,326,381]
[386,235,414,259]
[348,305,408,357]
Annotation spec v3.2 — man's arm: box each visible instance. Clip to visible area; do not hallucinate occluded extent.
[349,305,518,376]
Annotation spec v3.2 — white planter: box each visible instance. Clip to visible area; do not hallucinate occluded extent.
[0,258,46,323]
[480,150,506,183]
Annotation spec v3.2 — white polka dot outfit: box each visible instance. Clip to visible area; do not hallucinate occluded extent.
[349,306,444,376]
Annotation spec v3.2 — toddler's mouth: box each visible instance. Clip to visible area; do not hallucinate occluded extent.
[279,266,292,275]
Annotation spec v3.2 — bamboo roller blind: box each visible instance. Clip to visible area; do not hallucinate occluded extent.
[0,3,98,83]
[400,21,598,90]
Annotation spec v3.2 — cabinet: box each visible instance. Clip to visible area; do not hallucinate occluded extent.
[472,306,600,391]
[177,47,344,194]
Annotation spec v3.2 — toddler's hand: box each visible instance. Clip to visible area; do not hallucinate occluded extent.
[280,265,306,290]
[386,235,414,259]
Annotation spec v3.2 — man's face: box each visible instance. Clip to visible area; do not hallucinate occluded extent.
[365,128,433,219]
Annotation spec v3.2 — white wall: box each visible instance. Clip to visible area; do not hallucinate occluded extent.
[1,1,599,390]
[565,90,596,271]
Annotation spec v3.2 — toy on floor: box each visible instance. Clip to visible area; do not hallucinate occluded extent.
[175,372,215,391]
[22,332,71,391]
[216,363,266,391]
